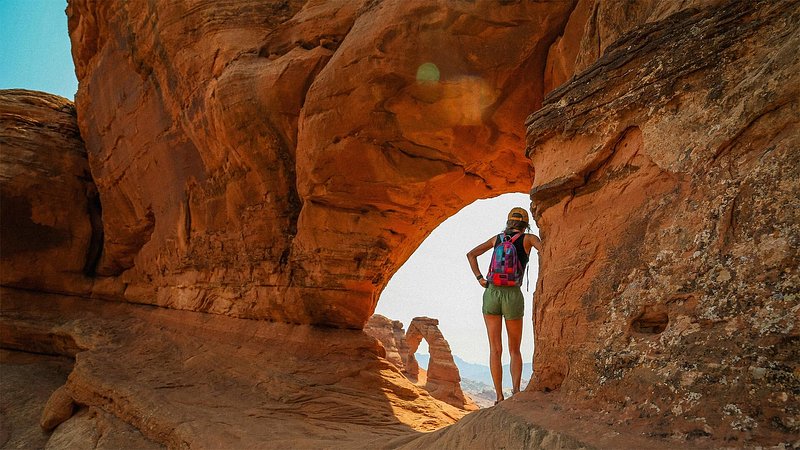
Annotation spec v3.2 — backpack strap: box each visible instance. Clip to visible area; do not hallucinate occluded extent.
[526,264,530,292]
[487,233,503,278]
[510,233,526,287]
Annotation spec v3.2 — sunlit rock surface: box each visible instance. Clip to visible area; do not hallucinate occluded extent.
[404,317,477,411]
[366,314,478,411]
[0,0,797,448]
[527,0,799,444]
[364,314,407,370]
[66,0,574,327]
[0,288,464,448]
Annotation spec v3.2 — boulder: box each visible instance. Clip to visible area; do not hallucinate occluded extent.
[40,385,76,431]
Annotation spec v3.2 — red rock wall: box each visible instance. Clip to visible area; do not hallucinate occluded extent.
[0,90,99,295]
[527,0,799,441]
[66,0,576,327]
[543,0,731,94]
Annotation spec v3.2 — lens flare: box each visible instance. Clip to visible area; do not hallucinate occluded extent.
[416,62,440,82]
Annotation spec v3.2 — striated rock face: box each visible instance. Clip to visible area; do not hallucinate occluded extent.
[544,0,714,93]
[0,90,100,295]
[364,314,406,370]
[405,317,476,410]
[569,0,728,76]
[526,0,799,444]
[1,288,465,448]
[65,0,575,327]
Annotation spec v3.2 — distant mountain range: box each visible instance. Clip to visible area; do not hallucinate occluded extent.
[414,353,532,389]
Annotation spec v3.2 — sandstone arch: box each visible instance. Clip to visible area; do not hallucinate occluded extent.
[64,0,576,327]
[404,317,472,409]
[1,0,797,446]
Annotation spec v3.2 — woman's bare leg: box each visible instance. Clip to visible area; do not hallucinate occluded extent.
[505,318,523,394]
[483,314,504,403]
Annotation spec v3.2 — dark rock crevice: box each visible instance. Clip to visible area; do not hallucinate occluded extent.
[82,179,104,277]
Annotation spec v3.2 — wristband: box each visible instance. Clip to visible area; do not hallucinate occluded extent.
[476,274,484,280]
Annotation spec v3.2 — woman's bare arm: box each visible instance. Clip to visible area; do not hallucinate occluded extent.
[525,233,542,254]
[467,237,495,287]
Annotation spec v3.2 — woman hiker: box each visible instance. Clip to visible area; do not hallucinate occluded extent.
[466,207,542,405]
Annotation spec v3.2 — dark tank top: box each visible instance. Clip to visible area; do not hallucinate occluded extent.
[494,232,530,271]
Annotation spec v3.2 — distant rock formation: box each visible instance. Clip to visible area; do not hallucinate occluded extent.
[393,319,411,371]
[363,314,406,370]
[365,315,477,411]
[405,317,477,411]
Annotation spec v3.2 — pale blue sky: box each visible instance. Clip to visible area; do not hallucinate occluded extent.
[0,0,76,99]
[0,0,537,366]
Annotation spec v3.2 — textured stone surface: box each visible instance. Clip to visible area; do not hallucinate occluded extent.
[365,314,477,411]
[0,90,99,295]
[40,385,76,432]
[526,0,799,445]
[544,0,736,94]
[0,350,73,449]
[364,314,406,370]
[66,0,575,327]
[45,407,164,450]
[569,0,727,76]
[405,317,476,410]
[389,390,701,450]
[0,288,465,448]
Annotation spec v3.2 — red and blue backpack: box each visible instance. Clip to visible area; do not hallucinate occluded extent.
[487,232,524,287]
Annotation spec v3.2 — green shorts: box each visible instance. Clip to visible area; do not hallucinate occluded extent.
[482,284,524,320]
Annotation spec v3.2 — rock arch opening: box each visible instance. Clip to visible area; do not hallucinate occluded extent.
[375,192,538,395]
